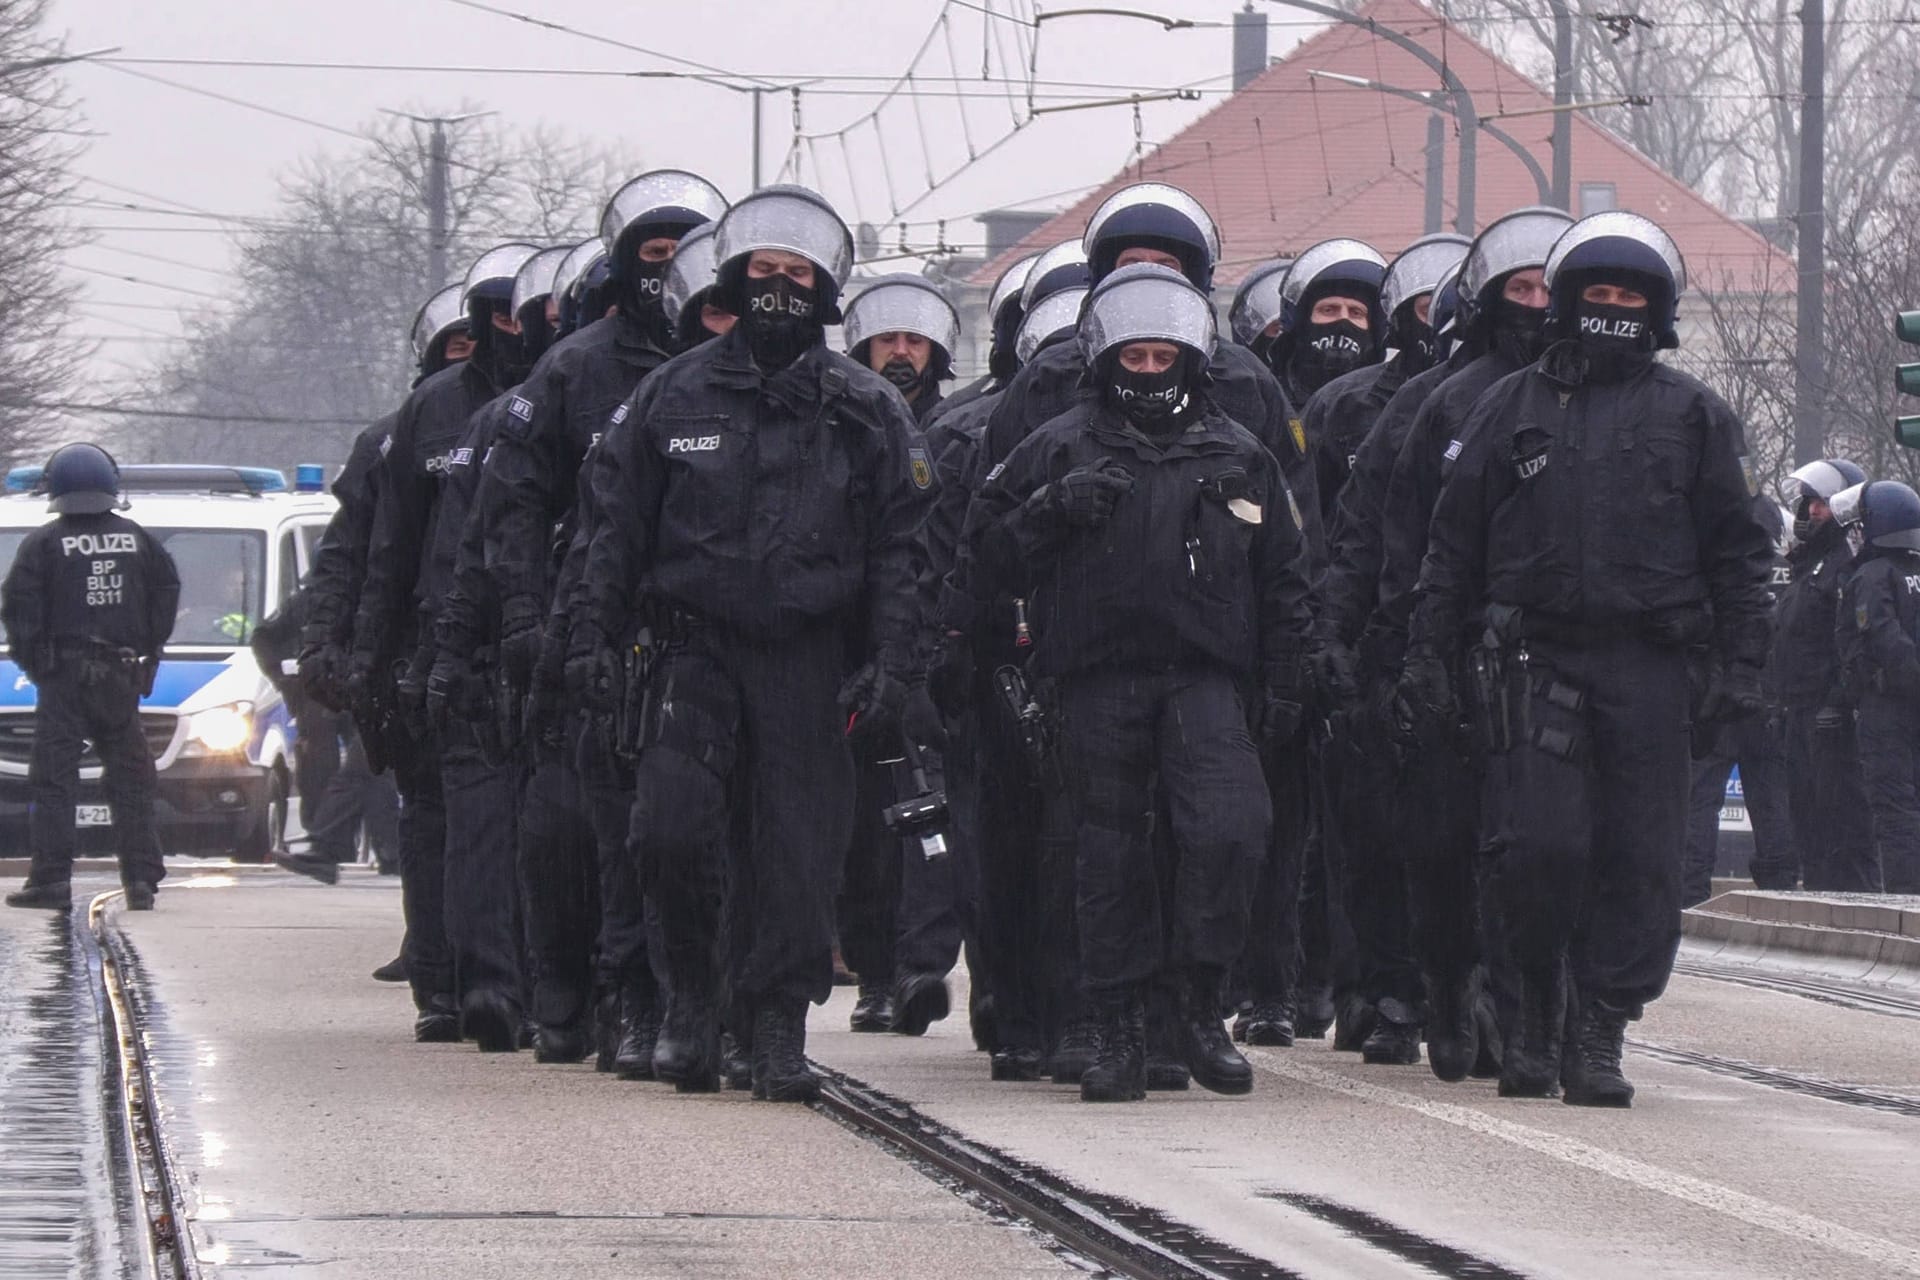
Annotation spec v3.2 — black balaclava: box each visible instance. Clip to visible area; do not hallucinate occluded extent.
[989,298,1026,382]
[1389,301,1437,376]
[673,288,731,352]
[517,303,557,368]
[1487,291,1550,366]
[1100,348,1199,439]
[471,300,533,389]
[741,271,823,372]
[624,256,675,348]
[1567,271,1658,383]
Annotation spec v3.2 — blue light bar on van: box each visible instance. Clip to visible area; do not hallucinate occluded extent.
[294,463,326,492]
[6,463,288,495]
[5,467,42,492]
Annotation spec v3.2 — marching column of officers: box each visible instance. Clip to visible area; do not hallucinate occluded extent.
[19,168,1920,1112]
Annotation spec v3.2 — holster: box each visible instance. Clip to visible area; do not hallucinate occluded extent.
[992,663,1061,788]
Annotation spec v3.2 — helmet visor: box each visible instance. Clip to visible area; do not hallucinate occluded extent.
[1382,235,1471,318]
[411,284,467,363]
[843,279,960,355]
[662,224,721,325]
[1020,240,1090,311]
[1082,183,1222,264]
[511,246,573,318]
[1081,271,1217,363]
[1462,208,1574,300]
[1015,287,1088,364]
[989,253,1041,319]
[1229,261,1290,345]
[463,242,541,305]
[598,170,728,258]
[1281,238,1388,309]
[715,189,854,289]
[1543,210,1686,297]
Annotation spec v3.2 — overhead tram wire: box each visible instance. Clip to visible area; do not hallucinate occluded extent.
[90,63,361,139]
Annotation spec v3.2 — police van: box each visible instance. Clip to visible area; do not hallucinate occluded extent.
[0,464,335,860]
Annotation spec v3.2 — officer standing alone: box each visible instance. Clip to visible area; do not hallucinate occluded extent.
[5,444,180,911]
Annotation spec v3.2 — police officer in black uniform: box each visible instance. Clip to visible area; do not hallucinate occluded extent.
[482,171,727,1071]
[353,242,542,1046]
[1774,458,1880,891]
[576,185,924,1102]
[1838,480,1920,894]
[1406,211,1773,1107]
[5,445,179,911]
[962,264,1316,1101]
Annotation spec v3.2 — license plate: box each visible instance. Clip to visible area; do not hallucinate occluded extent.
[76,805,112,827]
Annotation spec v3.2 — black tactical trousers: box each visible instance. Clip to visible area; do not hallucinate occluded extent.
[968,681,1049,1052]
[1684,713,1794,904]
[1479,635,1689,1017]
[629,624,853,1006]
[1240,740,1309,1010]
[581,731,657,1005]
[1784,706,1881,892]
[519,737,601,1029]
[393,736,451,1010]
[305,729,399,865]
[1856,695,1920,894]
[27,659,163,890]
[289,697,345,851]
[837,754,899,986]
[440,732,523,1004]
[1323,678,1424,1010]
[1058,666,1270,992]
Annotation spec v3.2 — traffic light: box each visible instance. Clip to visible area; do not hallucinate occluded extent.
[1898,309,1920,448]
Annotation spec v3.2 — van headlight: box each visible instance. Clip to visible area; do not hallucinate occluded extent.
[184,703,253,755]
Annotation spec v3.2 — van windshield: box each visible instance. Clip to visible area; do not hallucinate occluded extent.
[0,526,265,648]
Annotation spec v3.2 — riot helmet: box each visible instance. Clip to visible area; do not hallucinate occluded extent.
[1382,233,1470,373]
[1543,210,1687,351]
[1014,286,1089,365]
[1460,206,1572,362]
[598,169,728,336]
[510,245,572,367]
[1862,480,1920,552]
[410,284,469,377]
[987,252,1041,380]
[842,274,960,399]
[1271,238,1388,394]
[43,443,123,515]
[1228,258,1292,357]
[1082,182,1221,291]
[1020,240,1092,312]
[462,242,542,386]
[1830,481,1868,556]
[553,240,607,337]
[662,221,729,350]
[1081,262,1216,431]
[1786,458,1868,541]
[712,184,853,369]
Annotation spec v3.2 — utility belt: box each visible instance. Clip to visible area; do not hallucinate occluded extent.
[601,601,704,765]
[1468,640,1587,761]
[1487,601,1711,651]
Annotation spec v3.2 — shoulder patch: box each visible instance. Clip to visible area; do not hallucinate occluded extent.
[1289,418,1307,457]
[985,462,1006,485]
[1443,438,1463,462]
[908,446,933,491]
[1284,487,1303,533]
[611,402,630,426]
[1857,602,1870,631]
[378,433,393,458]
[507,395,534,423]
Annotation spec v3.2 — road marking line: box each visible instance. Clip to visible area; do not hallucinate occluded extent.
[1244,1048,1920,1276]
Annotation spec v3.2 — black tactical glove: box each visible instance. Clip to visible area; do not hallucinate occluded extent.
[497,594,545,690]
[139,654,160,699]
[838,662,908,743]
[1696,660,1764,727]
[345,655,381,723]
[1043,456,1134,528]
[902,680,948,751]
[564,625,619,714]
[1312,639,1361,712]
[425,651,467,738]
[395,649,433,742]
[1393,648,1455,742]
[297,642,343,711]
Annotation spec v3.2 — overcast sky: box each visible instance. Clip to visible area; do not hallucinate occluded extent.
[51,0,1327,388]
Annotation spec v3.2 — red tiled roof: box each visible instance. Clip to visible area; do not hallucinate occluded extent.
[974,0,1789,293]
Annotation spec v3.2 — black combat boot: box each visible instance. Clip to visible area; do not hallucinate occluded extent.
[1361,996,1424,1065]
[1470,987,1504,1079]
[5,880,71,911]
[533,1021,590,1064]
[461,988,521,1053]
[848,978,893,1032]
[372,951,409,983]
[1234,999,1296,1047]
[652,965,721,1093]
[751,995,820,1103]
[1423,971,1479,1083]
[990,1045,1045,1081]
[1079,989,1147,1103]
[891,970,951,1036]
[1178,968,1253,1096]
[970,989,998,1053]
[593,991,621,1073]
[1048,1018,1100,1084]
[1332,992,1376,1052]
[1562,999,1634,1108]
[1144,984,1190,1090]
[272,851,340,885]
[615,987,663,1080]
[1498,960,1567,1099]
[1293,982,1335,1039]
[413,992,460,1043]
[721,1028,754,1090]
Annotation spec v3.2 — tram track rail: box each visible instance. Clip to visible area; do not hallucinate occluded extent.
[1673,956,1920,1022]
[86,891,198,1280]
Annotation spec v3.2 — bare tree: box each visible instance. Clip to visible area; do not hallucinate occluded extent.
[129,112,632,470]
[0,0,89,470]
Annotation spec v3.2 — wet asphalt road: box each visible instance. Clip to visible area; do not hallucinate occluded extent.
[7,867,1920,1279]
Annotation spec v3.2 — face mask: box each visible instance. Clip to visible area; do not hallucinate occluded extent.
[879,355,924,391]
[1489,296,1548,366]
[623,258,674,346]
[1106,363,1186,430]
[742,273,821,371]
[1575,300,1649,353]
[1391,313,1436,375]
[1292,319,1372,393]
